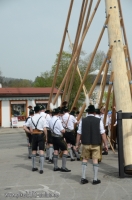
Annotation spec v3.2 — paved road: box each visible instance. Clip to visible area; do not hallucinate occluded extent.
[0,128,132,200]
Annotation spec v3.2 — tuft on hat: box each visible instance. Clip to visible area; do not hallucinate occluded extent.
[39,105,45,111]
[85,105,95,113]
[52,108,60,114]
[63,106,69,112]
[34,105,40,113]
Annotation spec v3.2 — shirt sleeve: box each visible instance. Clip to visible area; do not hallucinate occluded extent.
[25,118,31,127]
[77,120,82,134]
[100,120,105,134]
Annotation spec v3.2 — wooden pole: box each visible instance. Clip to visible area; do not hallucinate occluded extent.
[67,0,91,102]
[53,0,101,105]
[103,72,114,125]
[67,30,87,97]
[61,0,87,102]
[124,46,132,98]
[105,0,132,174]
[88,46,112,98]
[47,0,74,109]
[98,61,110,108]
[110,91,116,147]
[118,0,132,73]
[70,15,110,111]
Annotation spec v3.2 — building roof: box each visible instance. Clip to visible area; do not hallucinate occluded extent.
[0,87,60,97]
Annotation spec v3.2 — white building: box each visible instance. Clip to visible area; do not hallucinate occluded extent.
[89,70,110,104]
[0,87,61,127]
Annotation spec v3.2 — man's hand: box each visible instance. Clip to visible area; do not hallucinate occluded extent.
[75,144,79,150]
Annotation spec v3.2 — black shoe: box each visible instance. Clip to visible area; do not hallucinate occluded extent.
[48,159,53,164]
[53,167,61,171]
[102,151,108,155]
[32,168,38,172]
[77,158,80,161]
[78,151,81,154]
[81,178,88,184]
[92,179,101,185]
[46,157,49,160]
[36,153,39,156]
[71,158,75,161]
[28,156,31,159]
[67,155,70,158]
[60,168,71,172]
[39,170,43,174]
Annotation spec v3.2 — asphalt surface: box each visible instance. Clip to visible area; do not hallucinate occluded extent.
[0,128,132,200]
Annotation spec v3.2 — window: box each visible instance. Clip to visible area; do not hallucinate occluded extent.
[35,100,48,109]
[10,101,27,121]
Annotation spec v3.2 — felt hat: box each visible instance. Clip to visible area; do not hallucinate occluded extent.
[29,109,34,115]
[34,105,40,113]
[52,108,60,114]
[95,109,100,115]
[39,105,45,110]
[86,105,95,113]
[45,110,51,114]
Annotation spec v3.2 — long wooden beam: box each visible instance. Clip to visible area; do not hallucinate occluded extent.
[61,0,86,103]
[88,46,113,98]
[67,0,92,102]
[67,30,87,97]
[98,60,111,108]
[70,15,110,111]
[118,0,132,73]
[53,0,101,105]
[47,0,74,109]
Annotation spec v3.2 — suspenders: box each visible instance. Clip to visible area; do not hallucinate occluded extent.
[31,116,42,133]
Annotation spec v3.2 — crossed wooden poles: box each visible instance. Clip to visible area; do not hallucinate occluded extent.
[47,0,132,150]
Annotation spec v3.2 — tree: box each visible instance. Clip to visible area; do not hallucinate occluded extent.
[81,50,106,73]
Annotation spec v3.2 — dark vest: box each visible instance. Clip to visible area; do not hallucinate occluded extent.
[81,116,101,145]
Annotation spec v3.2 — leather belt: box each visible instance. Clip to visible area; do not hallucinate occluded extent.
[32,129,43,134]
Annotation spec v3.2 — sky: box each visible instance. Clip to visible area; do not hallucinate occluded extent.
[0,0,132,81]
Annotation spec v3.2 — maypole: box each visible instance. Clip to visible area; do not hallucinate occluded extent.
[105,0,132,174]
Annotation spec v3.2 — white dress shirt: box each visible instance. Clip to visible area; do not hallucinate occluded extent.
[77,114,105,135]
[25,113,47,130]
[49,116,64,136]
[61,113,77,130]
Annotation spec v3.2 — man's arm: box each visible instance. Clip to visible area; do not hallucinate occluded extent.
[101,133,108,151]
[61,129,65,134]
[43,128,47,142]
[23,125,30,133]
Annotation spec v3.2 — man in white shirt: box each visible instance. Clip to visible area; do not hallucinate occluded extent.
[76,105,108,185]
[24,105,47,174]
[45,110,54,164]
[49,108,71,172]
[23,109,34,159]
[61,106,80,161]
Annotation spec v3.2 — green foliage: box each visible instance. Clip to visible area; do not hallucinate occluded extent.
[2,78,33,87]
[33,50,107,108]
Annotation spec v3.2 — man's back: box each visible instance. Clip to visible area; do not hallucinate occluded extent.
[81,115,101,145]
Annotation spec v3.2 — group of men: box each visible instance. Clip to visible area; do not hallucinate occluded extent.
[23,103,108,185]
